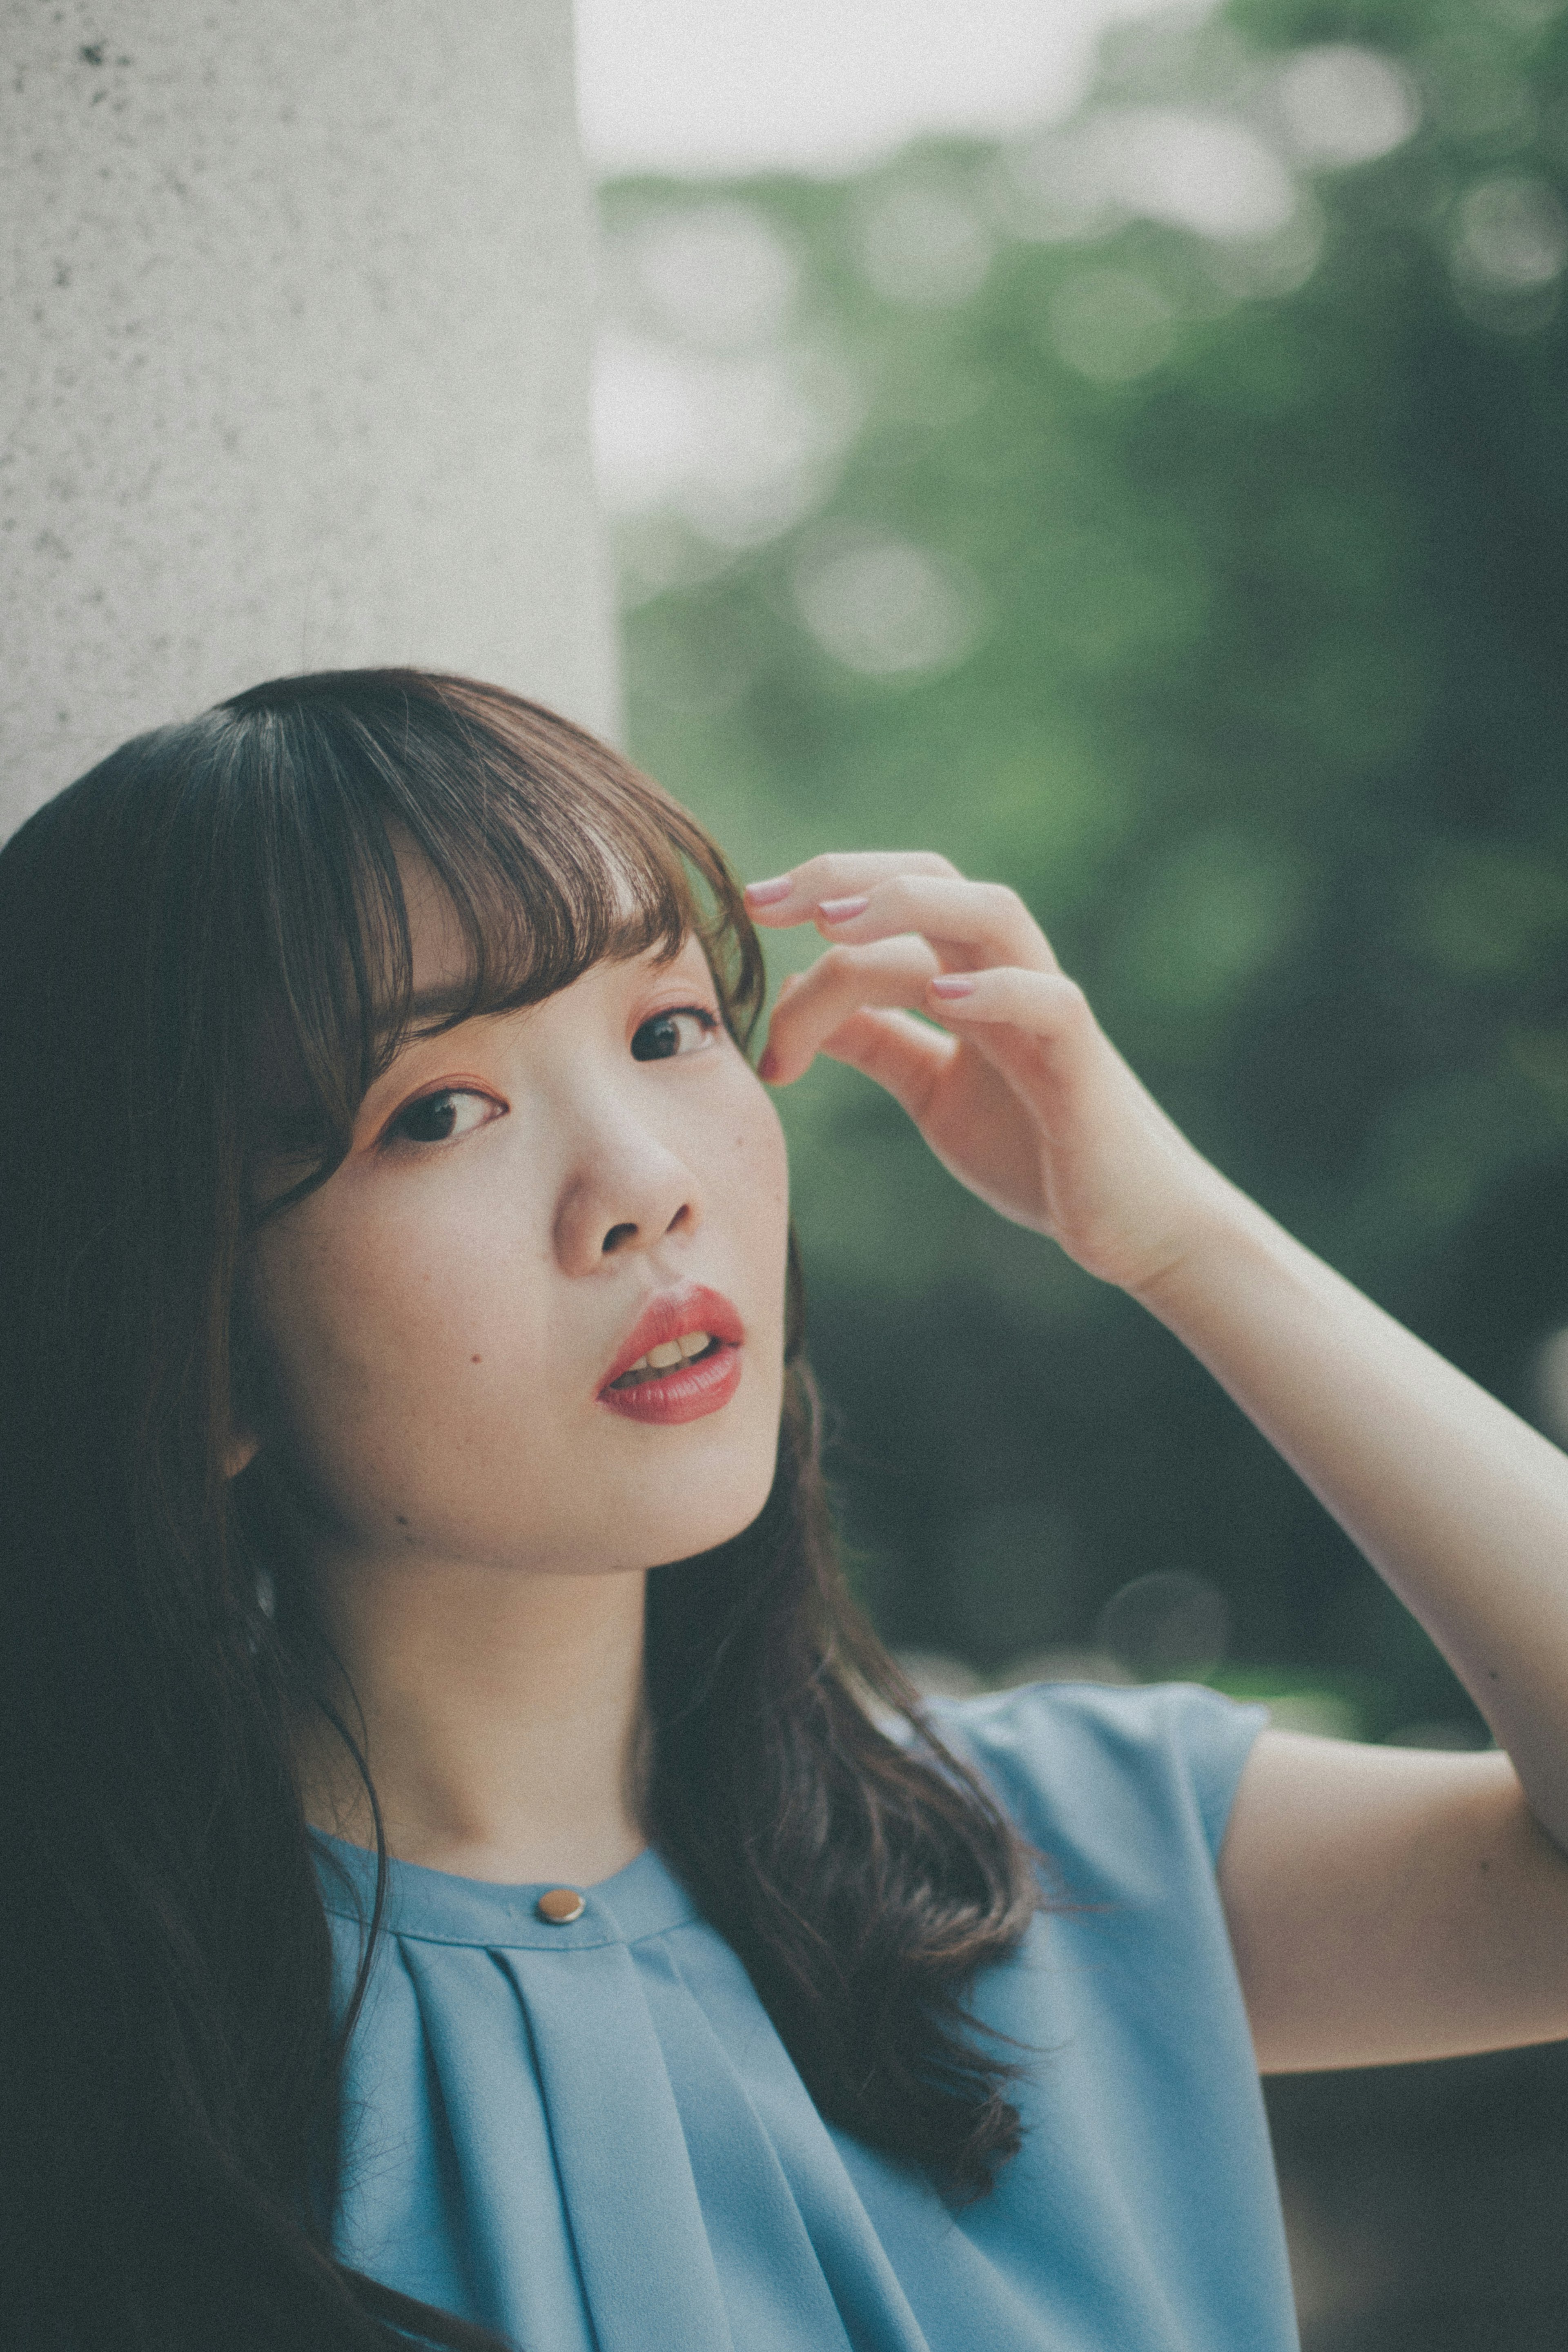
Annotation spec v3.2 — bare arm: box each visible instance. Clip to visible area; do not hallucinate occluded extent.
[1218,1736,1568,2069]
[1139,1180,1568,1851]
[1131,1184,1568,2066]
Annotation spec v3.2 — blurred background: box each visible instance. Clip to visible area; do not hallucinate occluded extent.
[579,0,1568,2341]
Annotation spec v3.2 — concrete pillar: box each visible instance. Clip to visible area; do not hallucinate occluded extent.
[0,0,618,837]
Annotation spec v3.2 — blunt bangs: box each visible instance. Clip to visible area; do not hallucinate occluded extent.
[205,670,765,1204]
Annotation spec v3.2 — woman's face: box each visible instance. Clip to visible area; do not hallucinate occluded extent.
[244,856,791,1579]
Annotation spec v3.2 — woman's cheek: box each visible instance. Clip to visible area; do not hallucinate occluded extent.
[738,1074,790,1220]
[343,1199,535,1414]
[251,1190,465,1429]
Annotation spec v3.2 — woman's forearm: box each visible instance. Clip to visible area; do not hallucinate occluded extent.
[1136,1179,1568,1848]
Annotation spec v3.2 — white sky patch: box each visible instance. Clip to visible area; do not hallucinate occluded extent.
[575,0,1203,181]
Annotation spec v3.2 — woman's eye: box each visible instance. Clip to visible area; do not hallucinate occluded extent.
[631,1006,719,1063]
[386,1089,501,1146]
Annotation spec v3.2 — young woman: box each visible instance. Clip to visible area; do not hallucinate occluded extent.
[3,666,1566,2352]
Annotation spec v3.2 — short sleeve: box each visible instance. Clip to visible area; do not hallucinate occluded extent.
[885,1683,1298,2351]
[923,1679,1270,1887]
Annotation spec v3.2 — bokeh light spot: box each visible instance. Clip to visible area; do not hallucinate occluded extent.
[1048,266,1176,383]
[1273,46,1420,172]
[856,182,993,307]
[1451,174,1568,293]
[793,528,982,676]
[1095,1571,1231,1681]
[628,201,801,349]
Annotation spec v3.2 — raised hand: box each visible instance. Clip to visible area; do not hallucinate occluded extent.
[746,852,1231,1296]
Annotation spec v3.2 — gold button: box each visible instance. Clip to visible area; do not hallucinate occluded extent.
[536,1886,586,1925]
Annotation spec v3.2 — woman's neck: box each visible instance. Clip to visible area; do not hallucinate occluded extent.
[295,1551,650,1887]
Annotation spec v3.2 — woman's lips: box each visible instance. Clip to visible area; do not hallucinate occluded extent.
[599,1284,744,1427]
[600,1340,742,1425]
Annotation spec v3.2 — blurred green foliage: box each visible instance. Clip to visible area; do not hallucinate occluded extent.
[599,0,1568,1732]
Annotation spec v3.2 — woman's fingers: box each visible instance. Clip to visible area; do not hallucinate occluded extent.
[924,964,1089,1034]
[748,865,1058,976]
[747,857,1206,1274]
[760,934,1090,1107]
[821,875,1058,973]
[758,936,944,1085]
[750,856,1082,1129]
[807,1008,958,1122]
[744,852,958,923]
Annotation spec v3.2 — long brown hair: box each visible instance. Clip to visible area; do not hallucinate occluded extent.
[0,670,1038,2351]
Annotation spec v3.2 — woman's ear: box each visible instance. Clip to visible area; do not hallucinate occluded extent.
[225,1431,261,1480]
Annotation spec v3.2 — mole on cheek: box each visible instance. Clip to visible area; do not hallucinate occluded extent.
[471,1354,482,1364]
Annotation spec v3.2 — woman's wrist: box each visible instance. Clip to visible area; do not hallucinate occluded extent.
[1121,1161,1292,1333]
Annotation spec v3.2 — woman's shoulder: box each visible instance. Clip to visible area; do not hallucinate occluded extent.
[922,1677,1270,1879]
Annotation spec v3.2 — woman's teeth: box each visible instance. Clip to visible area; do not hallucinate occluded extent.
[627,1331,712,1376]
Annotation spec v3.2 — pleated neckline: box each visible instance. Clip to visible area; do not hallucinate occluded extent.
[310,1826,699,1950]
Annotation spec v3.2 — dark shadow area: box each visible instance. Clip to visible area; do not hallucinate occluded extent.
[1268,2044,1568,2348]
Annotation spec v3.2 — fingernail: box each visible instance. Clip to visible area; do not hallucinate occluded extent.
[744,875,793,905]
[929,973,977,998]
[818,894,869,922]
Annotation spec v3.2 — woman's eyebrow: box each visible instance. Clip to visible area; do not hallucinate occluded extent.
[409,984,480,1025]
[370,983,485,1048]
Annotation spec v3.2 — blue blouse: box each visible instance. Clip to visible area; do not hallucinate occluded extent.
[314,1681,1297,2351]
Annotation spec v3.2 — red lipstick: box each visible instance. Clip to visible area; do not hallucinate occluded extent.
[598,1284,744,1427]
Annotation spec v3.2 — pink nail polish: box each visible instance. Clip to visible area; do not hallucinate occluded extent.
[744,875,793,905]
[929,973,976,998]
[819,894,869,922]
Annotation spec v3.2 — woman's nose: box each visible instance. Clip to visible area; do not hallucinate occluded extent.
[552,1123,699,1273]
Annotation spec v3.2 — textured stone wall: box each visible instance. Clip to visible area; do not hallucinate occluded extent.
[0,0,618,836]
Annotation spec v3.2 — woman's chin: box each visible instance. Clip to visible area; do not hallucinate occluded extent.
[635,1476,777,1572]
